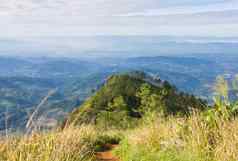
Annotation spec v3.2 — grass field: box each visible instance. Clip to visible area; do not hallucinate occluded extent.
[0,112,237,161]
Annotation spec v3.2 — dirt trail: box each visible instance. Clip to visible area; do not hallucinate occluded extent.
[95,144,119,161]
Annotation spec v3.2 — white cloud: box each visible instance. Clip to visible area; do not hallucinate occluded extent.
[0,0,237,38]
[117,1,238,17]
[0,0,238,56]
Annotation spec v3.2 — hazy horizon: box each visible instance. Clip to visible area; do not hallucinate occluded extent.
[0,0,238,57]
[0,36,238,58]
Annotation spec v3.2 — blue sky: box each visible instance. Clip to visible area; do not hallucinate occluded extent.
[0,0,237,38]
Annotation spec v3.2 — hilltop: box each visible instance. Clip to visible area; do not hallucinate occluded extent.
[66,72,206,128]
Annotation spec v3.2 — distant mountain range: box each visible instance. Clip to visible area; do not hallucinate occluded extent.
[1,36,238,57]
[0,54,237,131]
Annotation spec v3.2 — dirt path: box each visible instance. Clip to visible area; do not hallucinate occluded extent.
[95,144,119,161]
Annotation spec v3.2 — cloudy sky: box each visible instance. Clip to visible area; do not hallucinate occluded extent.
[0,0,238,57]
[1,0,238,38]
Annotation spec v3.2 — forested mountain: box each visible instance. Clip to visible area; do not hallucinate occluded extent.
[67,72,206,128]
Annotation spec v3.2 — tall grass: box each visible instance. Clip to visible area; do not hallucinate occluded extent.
[0,126,97,161]
[2,114,238,161]
[0,125,124,161]
[114,113,238,161]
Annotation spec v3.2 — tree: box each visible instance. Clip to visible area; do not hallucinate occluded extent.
[96,96,133,129]
[136,83,165,117]
[107,96,128,112]
[136,83,152,114]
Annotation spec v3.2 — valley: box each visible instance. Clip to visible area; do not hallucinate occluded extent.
[0,54,237,131]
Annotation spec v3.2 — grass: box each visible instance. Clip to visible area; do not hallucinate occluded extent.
[113,113,238,161]
[0,112,238,161]
[0,125,124,161]
[0,113,238,161]
[0,126,94,161]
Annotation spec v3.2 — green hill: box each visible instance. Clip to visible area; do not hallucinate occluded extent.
[66,72,206,128]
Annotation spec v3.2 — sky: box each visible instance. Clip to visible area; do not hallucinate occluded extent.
[1,0,238,38]
[0,0,238,57]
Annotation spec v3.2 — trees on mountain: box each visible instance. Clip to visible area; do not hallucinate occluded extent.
[68,73,207,128]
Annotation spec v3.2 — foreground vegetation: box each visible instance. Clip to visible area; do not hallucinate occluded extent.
[114,113,238,161]
[0,125,123,161]
[0,74,238,161]
[0,112,238,161]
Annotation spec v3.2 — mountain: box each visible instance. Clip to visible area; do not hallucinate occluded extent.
[0,73,111,131]
[66,72,206,128]
[0,57,105,78]
[0,54,237,131]
[0,57,108,131]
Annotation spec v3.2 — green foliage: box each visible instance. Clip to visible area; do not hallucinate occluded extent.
[202,75,238,130]
[114,143,205,161]
[93,133,122,152]
[96,111,135,129]
[113,138,133,161]
[107,96,128,112]
[136,83,165,115]
[68,73,206,129]
[95,96,135,129]
[205,75,238,123]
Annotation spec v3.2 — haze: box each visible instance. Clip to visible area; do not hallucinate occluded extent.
[0,0,238,57]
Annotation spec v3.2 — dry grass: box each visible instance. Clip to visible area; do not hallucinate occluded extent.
[0,126,97,161]
[0,125,124,161]
[214,119,238,161]
[114,113,238,161]
[0,113,238,161]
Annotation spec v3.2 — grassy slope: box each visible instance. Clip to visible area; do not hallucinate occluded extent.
[113,114,238,161]
[0,113,238,161]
